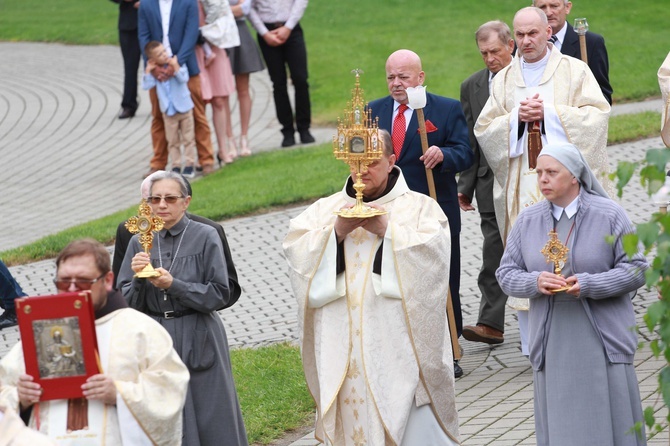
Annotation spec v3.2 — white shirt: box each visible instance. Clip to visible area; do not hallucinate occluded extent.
[248,0,309,35]
[552,23,568,52]
[158,0,173,57]
[521,50,551,87]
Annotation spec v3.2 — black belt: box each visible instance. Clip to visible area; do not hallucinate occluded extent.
[264,22,286,30]
[147,308,197,319]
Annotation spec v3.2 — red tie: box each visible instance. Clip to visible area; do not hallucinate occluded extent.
[392,104,408,158]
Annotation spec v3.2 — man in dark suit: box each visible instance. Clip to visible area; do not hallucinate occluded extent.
[138,0,216,177]
[112,173,242,308]
[533,0,612,104]
[368,49,473,377]
[459,21,515,346]
[248,0,315,148]
[111,0,141,119]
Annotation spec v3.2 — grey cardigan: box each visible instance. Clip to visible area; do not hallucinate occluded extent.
[496,190,648,371]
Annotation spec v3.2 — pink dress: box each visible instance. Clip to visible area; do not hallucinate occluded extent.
[195,1,235,101]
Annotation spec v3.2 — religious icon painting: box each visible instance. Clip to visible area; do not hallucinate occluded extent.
[35,318,86,379]
[16,291,100,401]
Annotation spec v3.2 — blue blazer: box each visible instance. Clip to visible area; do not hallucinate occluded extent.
[138,0,200,77]
[368,93,473,231]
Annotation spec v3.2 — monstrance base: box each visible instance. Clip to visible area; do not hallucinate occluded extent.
[335,205,387,219]
[134,264,162,279]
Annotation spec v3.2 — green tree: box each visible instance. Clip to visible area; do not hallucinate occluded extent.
[614,147,670,435]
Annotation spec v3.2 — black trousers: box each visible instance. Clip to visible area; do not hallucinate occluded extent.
[119,28,141,111]
[257,23,311,135]
[475,210,507,332]
[449,224,462,338]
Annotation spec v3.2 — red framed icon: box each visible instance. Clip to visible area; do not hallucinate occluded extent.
[15,291,100,401]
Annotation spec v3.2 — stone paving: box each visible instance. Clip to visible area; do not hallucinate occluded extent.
[1,43,669,445]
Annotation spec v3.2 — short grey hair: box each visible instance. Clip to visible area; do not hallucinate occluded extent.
[475,20,512,46]
[515,6,548,25]
[149,171,190,197]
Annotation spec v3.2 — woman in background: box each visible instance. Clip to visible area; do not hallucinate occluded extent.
[226,0,265,157]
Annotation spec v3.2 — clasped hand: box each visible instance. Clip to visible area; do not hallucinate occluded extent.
[518,93,544,123]
[263,26,292,47]
[537,272,580,296]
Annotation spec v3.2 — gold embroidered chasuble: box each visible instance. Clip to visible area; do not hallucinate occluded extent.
[283,169,460,445]
[0,308,189,445]
[474,46,611,243]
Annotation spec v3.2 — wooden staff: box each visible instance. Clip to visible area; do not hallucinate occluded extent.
[416,107,461,360]
[574,18,589,64]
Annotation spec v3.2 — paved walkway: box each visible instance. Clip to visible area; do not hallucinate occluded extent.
[0,43,668,445]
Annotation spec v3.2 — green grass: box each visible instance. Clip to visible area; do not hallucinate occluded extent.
[188,145,348,220]
[0,145,348,266]
[0,109,661,267]
[608,112,663,145]
[231,343,314,445]
[1,0,668,123]
[1,2,667,443]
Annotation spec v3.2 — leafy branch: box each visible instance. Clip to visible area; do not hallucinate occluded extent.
[614,147,670,435]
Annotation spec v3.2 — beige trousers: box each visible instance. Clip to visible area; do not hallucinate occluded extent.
[163,109,196,168]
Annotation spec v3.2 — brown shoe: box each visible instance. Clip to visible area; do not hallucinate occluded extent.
[462,324,504,344]
[201,164,215,176]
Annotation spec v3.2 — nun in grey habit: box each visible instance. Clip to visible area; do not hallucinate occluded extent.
[496,143,648,445]
[120,171,248,446]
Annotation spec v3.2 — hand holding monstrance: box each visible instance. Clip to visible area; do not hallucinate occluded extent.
[540,230,577,294]
[125,199,164,278]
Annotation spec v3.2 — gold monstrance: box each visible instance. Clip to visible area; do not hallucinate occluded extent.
[540,230,570,293]
[125,199,164,278]
[333,69,386,218]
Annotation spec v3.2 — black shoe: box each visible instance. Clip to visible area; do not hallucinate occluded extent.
[118,108,136,119]
[0,309,18,330]
[282,134,296,147]
[454,361,463,378]
[299,131,315,144]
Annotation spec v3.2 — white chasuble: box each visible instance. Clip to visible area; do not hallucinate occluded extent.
[0,308,189,446]
[336,228,389,446]
[475,45,612,243]
[284,168,461,445]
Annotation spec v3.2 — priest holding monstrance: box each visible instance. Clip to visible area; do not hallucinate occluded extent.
[283,72,460,445]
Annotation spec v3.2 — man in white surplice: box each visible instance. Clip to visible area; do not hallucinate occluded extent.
[0,239,189,446]
[283,130,460,445]
[474,6,610,355]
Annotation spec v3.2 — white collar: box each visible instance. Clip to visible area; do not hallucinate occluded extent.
[342,166,410,206]
[551,195,580,220]
[522,48,551,69]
